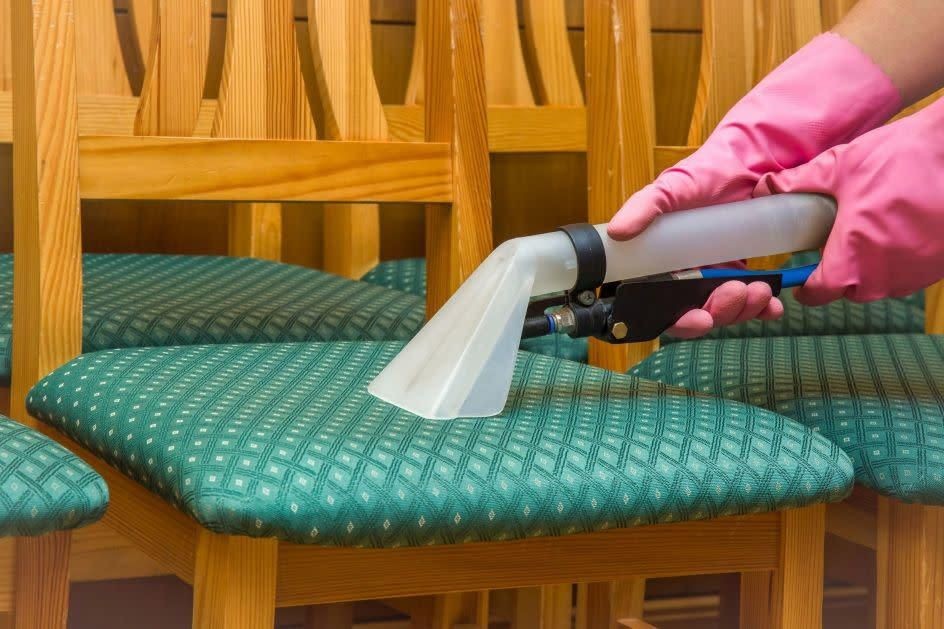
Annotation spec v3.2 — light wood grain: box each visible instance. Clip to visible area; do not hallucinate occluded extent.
[481,0,534,106]
[514,585,572,629]
[580,580,646,629]
[755,0,822,80]
[78,135,453,203]
[276,513,780,606]
[521,0,584,105]
[75,0,132,96]
[879,500,944,629]
[826,500,877,550]
[688,0,753,144]
[739,571,772,628]
[770,505,826,629]
[584,0,658,371]
[310,0,385,278]
[820,0,857,30]
[193,531,278,629]
[423,0,492,316]
[432,592,488,629]
[68,522,167,582]
[10,0,84,424]
[134,1,211,137]
[13,532,71,629]
[0,0,10,90]
[216,0,314,261]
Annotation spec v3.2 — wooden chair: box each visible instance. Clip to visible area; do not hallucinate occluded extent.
[12,3,856,629]
[641,2,944,628]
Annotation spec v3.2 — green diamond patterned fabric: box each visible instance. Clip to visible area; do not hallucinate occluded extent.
[360,259,427,297]
[0,254,426,386]
[667,253,925,344]
[630,334,944,504]
[28,341,853,546]
[0,417,107,537]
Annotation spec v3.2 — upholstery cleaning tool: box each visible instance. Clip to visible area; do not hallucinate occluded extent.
[369,194,837,419]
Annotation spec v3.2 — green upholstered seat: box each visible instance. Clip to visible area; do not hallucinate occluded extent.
[630,334,944,504]
[0,417,107,537]
[0,254,426,386]
[674,252,925,344]
[360,258,427,297]
[28,341,853,547]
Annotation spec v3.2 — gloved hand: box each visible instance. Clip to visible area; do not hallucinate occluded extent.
[754,96,944,305]
[608,33,902,337]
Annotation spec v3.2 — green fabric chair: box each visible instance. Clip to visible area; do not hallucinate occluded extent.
[0,254,426,386]
[630,334,944,504]
[0,417,108,537]
[27,341,854,547]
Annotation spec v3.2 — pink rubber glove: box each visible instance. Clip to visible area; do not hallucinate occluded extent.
[609,33,902,337]
[754,96,944,305]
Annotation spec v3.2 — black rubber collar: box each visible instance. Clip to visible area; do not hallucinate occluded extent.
[558,223,607,293]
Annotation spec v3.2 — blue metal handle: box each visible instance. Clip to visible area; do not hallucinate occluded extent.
[700,263,817,288]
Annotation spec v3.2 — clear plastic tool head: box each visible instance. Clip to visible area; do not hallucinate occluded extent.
[368,233,579,420]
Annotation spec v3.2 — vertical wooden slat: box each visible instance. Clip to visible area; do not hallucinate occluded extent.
[585,0,658,371]
[10,0,81,625]
[687,0,753,144]
[481,0,533,105]
[309,0,384,278]
[128,0,154,69]
[75,0,132,96]
[755,0,822,80]
[514,585,572,629]
[423,0,492,316]
[0,0,11,90]
[520,0,584,105]
[135,1,212,136]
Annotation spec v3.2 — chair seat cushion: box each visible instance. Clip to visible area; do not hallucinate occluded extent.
[28,342,852,547]
[630,335,944,504]
[0,254,426,385]
[0,417,107,537]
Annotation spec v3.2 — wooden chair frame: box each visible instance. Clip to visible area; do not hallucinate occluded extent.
[7,2,834,628]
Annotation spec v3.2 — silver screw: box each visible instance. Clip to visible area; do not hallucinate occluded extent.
[611,322,628,340]
[577,290,596,306]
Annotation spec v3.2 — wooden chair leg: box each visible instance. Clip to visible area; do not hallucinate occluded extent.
[432,592,488,629]
[877,498,944,629]
[768,504,827,629]
[13,531,72,629]
[576,579,645,629]
[192,530,278,629]
[739,571,772,629]
[513,585,571,629]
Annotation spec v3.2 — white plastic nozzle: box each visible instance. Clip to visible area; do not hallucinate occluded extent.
[369,194,837,420]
